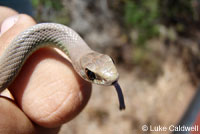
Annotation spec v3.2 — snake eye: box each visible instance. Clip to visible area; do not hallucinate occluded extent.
[85,68,96,81]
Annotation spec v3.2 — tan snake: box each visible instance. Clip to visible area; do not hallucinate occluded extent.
[0,23,125,110]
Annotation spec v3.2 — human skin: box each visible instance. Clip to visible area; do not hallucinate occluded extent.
[0,6,91,134]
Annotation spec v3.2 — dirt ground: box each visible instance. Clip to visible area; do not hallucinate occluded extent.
[58,44,196,134]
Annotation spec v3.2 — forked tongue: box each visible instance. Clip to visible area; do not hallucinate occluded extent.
[113,81,125,110]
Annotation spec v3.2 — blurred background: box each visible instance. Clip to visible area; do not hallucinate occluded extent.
[2,0,200,133]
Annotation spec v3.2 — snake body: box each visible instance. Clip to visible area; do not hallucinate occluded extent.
[0,23,125,110]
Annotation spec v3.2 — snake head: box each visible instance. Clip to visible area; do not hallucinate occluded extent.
[79,52,119,85]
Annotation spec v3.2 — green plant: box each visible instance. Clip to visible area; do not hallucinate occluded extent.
[31,0,69,24]
[124,0,160,45]
[32,0,63,10]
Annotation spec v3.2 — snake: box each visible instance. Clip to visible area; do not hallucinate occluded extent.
[0,23,125,110]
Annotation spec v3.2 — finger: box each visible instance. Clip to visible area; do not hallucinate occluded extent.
[0,97,35,134]
[0,14,36,54]
[0,12,38,133]
[0,14,92,127]
[0,9,65,133]
[0,97,61,134]
[0,6,18,25]
[1,15,19,35]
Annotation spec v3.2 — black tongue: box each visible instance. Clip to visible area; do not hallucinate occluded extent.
[113,81,126,110]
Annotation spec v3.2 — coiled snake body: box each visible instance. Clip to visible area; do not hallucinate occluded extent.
[0,23,125,110]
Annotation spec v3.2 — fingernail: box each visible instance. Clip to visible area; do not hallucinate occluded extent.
[0,15,19,35]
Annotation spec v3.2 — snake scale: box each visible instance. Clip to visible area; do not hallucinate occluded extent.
[0,23,125,110]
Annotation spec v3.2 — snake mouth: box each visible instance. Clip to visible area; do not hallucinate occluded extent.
[94,79,116,86]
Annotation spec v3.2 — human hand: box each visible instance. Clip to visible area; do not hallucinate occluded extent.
[0,6,91,134]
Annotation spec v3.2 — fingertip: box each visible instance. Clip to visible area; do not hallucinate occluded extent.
[17,14,36,27]
[0,6,18,25]
[0,14,36,54]
[0,13,36,34]
[1,15,19,34]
